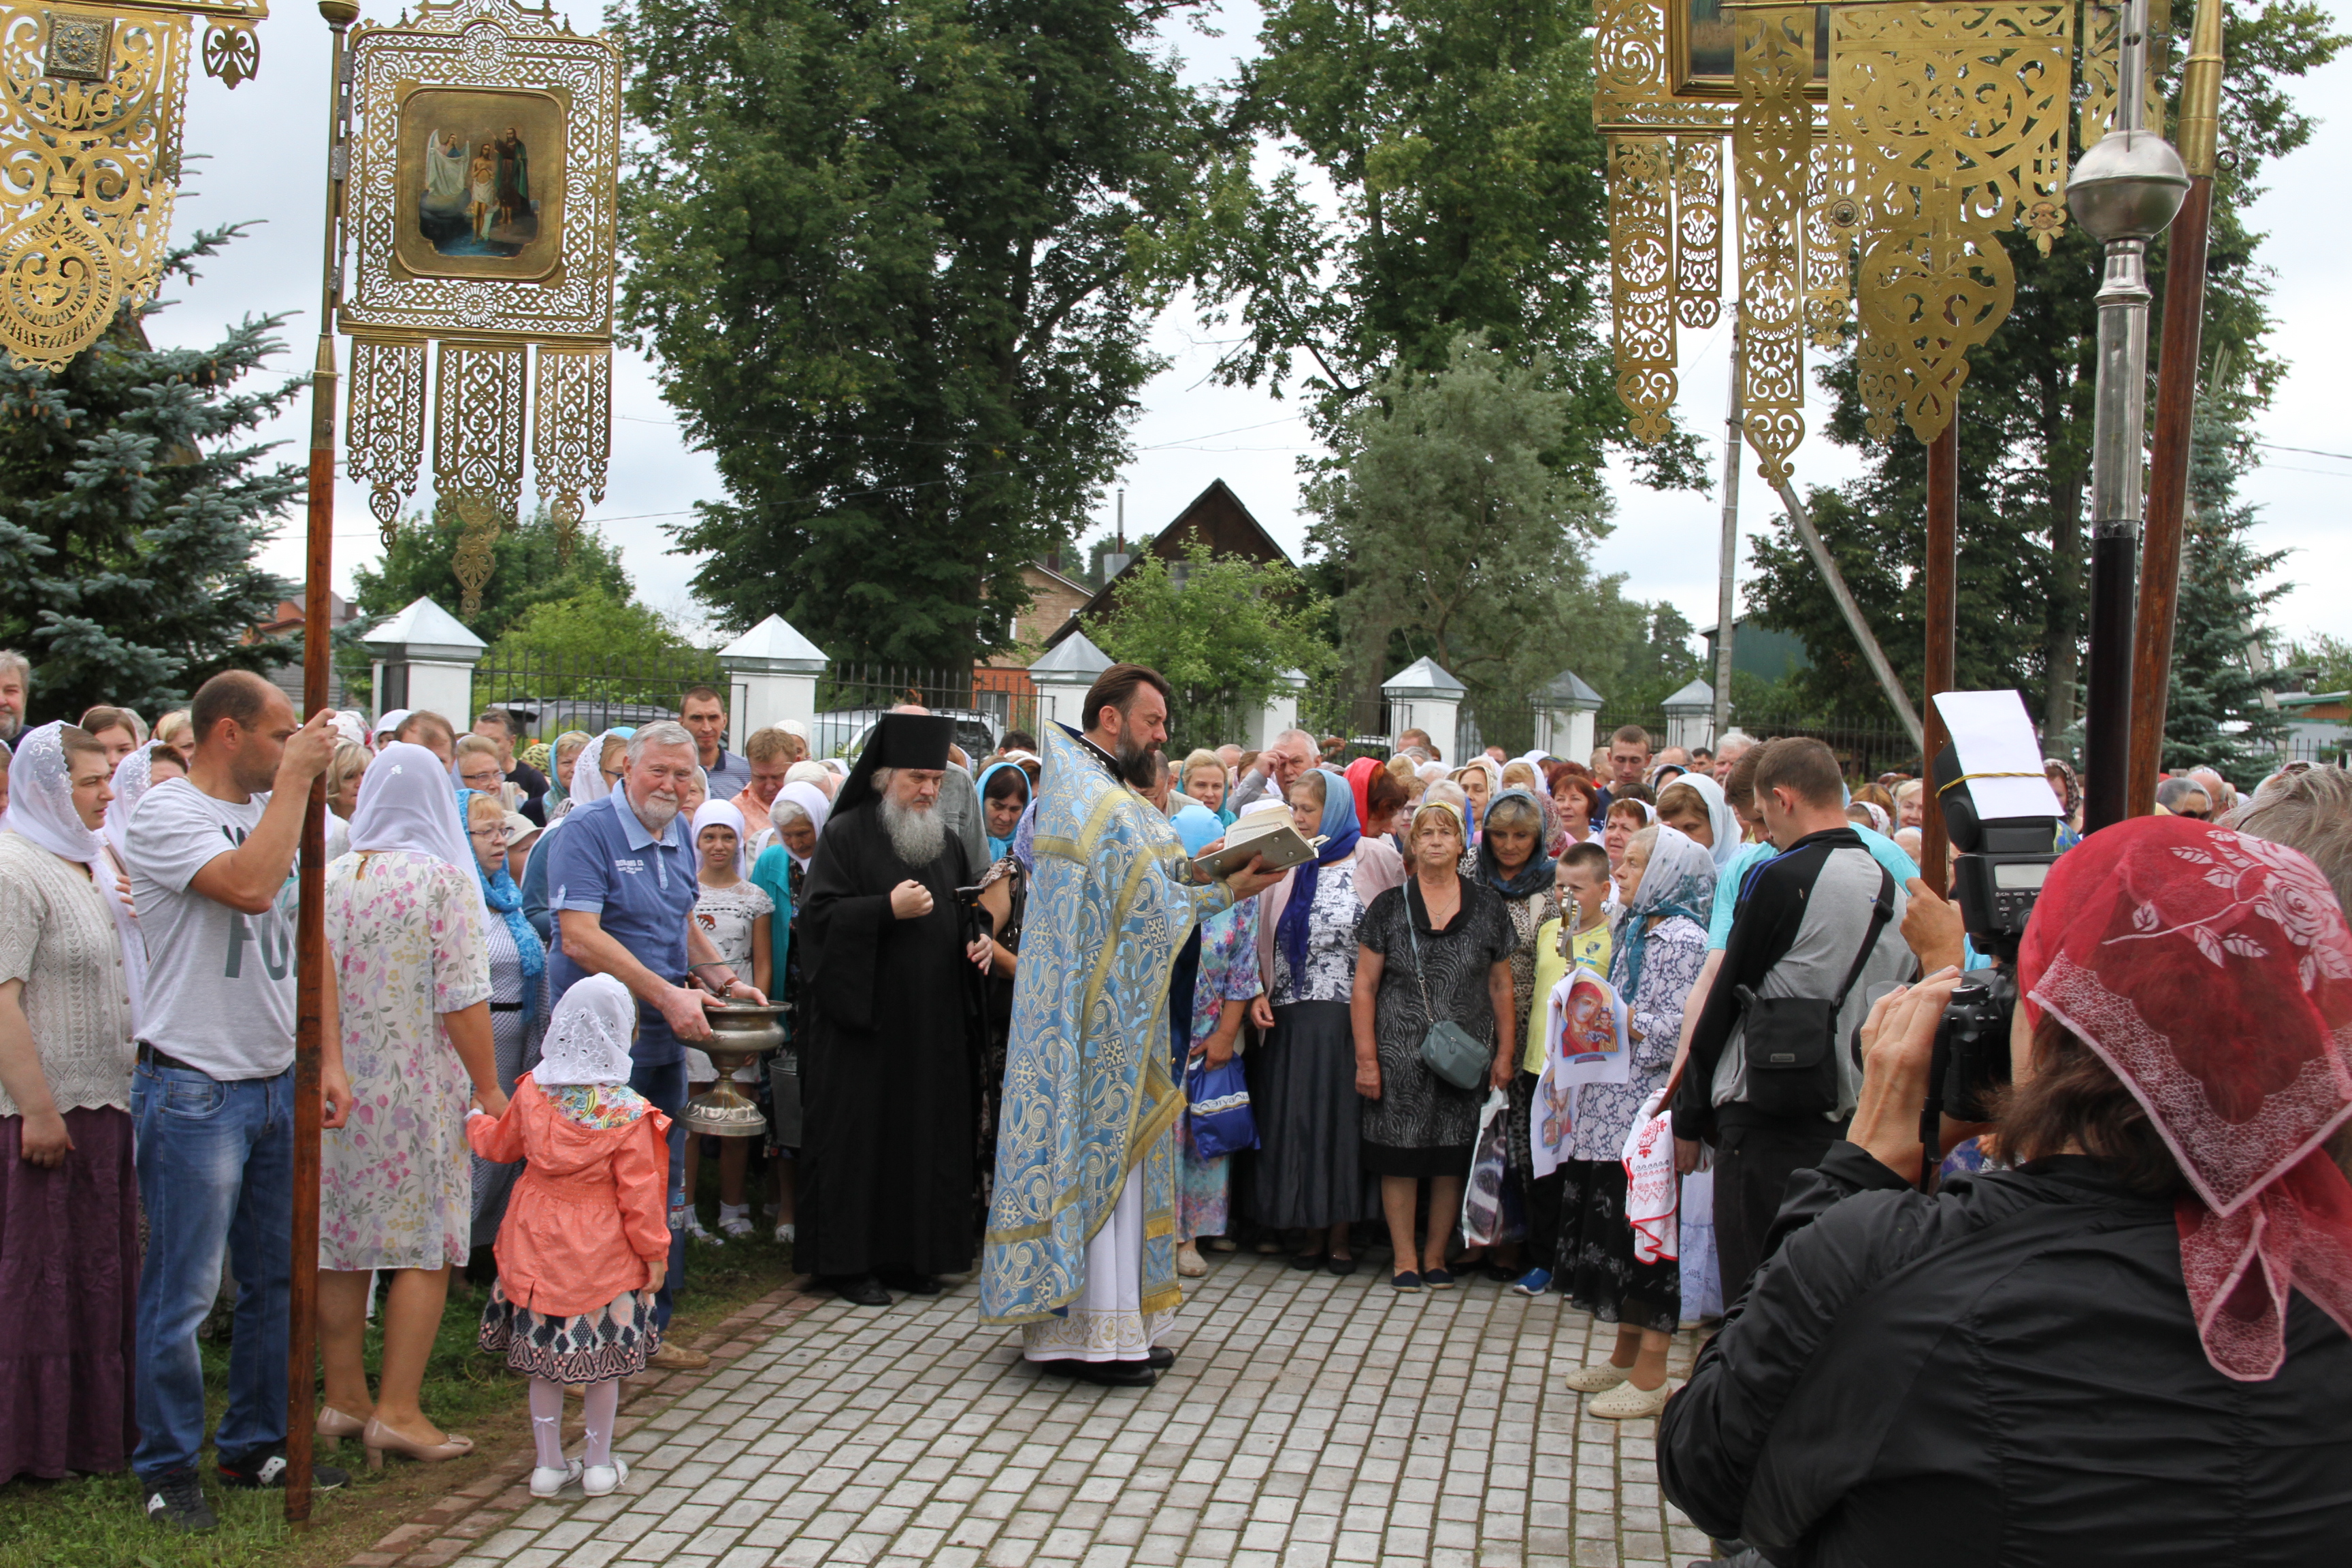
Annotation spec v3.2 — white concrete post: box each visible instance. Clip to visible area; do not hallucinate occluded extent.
[717,615,830,739]
[1382,656,1466,762]
[357,597,486,725]
[1248,668,1309,751]
[1661,678,1716,754]
[1535,670,1603,762]
[1028,631,1115,732]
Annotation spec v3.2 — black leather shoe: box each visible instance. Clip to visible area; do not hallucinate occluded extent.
[833,1275,890,1307]
[881,1272,943,1295]
[1032,1357,1086,1377]
[1077,1359,1157,1388]
[1145,1346,1176,1370]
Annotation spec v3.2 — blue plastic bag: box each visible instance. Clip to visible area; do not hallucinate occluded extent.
[1184,1054,1259,1159]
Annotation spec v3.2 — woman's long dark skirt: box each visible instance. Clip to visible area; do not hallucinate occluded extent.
[0,1107,138,1482]
[1245,1000,1379,1230]
[1558,1156,1680,1334]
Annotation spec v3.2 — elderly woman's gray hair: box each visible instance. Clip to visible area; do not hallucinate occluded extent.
[626,719,696,763]
[1482,791,1545,836]
[2225,764,2352,913]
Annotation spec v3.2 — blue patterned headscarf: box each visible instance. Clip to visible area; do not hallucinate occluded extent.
[1475,787,1557,899]
[1275,767,1362,985]
[458,787,546,1019]
[975,761,1032,862]
[1610,823,1716,1007]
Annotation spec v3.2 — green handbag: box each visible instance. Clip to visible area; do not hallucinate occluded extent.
[1406,884,1492,1092]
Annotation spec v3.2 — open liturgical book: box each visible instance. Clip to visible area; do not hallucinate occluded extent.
[1187,800,1324,879]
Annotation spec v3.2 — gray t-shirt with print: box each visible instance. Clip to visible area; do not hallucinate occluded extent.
[126,778,297,1078]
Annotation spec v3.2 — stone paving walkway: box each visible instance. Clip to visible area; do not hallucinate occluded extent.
[360,1253,1712,1568]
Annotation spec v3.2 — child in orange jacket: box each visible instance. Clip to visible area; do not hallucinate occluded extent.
[467,974,670,1497]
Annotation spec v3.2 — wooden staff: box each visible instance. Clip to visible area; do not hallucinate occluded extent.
[290,0,361,1526]
[1920,416,1958,892]
[2127,0,2224,815]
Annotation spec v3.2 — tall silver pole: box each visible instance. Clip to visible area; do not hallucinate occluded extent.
[1713,325,1741,747]
[2070,0,2187,830]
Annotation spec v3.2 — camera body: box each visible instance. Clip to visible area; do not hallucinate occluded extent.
[1925,742,2062,1128]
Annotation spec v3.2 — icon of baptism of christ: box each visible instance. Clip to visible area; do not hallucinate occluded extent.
[395,87,567,280]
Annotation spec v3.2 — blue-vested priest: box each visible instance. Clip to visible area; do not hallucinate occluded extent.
[979,664,1284,1386]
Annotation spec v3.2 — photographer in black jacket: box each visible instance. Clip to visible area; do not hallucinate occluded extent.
[1659,815,2352,1567]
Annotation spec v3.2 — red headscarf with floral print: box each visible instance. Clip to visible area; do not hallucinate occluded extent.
[2020,816,2352,1380]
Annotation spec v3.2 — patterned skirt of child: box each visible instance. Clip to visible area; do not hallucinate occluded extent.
[479,1279,659,1384]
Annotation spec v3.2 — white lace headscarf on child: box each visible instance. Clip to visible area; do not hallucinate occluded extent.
[535,973,636,1086]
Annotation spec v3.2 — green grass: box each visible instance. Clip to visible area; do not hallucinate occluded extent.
[0,1181,800,1568]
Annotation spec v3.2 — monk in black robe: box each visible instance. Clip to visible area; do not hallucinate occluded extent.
[796,713,990,1305]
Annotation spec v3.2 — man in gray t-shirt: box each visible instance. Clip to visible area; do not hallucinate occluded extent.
[122,671,348,1531]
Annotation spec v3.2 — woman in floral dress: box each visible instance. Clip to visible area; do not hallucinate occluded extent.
[316,745,508,1467]
[1557,824,1714,1420]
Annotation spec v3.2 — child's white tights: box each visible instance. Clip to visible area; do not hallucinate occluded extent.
[531,1375,623,1470]
[529,1377,565,1470]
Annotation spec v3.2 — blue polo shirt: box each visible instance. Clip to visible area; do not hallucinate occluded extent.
[546,790,699,1064]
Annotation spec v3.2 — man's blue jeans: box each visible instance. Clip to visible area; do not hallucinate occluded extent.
[629,1056,687,1330]
[131,1062,293,1481]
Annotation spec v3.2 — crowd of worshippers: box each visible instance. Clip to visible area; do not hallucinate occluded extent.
[3,638,2351,1554]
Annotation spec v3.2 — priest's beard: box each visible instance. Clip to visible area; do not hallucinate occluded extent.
[879,794,947,868]
[1112,733,1158,789]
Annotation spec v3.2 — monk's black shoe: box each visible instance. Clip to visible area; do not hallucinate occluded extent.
[881,1272,943,1296]
[1145,1346,1176,1370]
[1076,1359,1156,1388]
[832,1275,890,1307]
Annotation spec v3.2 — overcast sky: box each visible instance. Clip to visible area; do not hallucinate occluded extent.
[168,1,2347,657]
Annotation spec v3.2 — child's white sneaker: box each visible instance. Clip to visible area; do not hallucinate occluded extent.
[581,1458,630,1497]
[718,1203,756,1239]
[683,1211,720,1245]
[774,1222,795,1245]
[529,1458,581,1497]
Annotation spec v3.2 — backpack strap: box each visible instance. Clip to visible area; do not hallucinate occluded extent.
[1829,861,1897,1015]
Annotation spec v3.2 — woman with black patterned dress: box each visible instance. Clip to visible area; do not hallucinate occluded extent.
[1350,798,1516,1290]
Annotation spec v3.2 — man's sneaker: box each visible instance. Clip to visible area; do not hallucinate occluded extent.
[217,1448,349,1491]
[142,1470,218,1534]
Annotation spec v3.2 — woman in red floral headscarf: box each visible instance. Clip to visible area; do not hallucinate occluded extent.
[1659,815,2352,1567]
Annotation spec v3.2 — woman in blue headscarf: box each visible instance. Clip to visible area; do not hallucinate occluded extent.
[457,787,549,1254]
[1249,767,1403,1271]
[1558,823,1715,1419]
[975,761,1030,864]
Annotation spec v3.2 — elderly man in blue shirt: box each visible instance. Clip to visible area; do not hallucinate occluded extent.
[546,719,764,1368]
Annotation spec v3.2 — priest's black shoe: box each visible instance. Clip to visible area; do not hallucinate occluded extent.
[1145,1346,1177,1370]
[1077,1359,1157,1388]
[831,1275,890,1307]
[881,1272,943,1296]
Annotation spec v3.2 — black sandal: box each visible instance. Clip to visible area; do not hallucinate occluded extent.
[1290,1251,1326,1271]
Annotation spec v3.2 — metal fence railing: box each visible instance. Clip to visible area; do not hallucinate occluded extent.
[464,649,744,753]
[815,664,1039,763]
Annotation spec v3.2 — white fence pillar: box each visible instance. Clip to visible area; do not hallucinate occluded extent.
[1382,656,1465,763]
[1535,670,1603,763]
[358,596,486,725]
[1028,631,1115,732]
[1661,678,1716,754]
[1247,667,1308,751]
[717,614,829,740]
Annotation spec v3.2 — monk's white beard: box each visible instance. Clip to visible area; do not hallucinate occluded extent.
[879,794,946,867]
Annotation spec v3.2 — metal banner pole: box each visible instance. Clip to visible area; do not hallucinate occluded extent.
[289,0,361,1525]
[2127,0,2224,815]
[1713,325,1742,747]
[2072,0,2187,832]
[1921,419,1958,891]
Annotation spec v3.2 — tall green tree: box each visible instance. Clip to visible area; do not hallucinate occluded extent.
[1745,4,2343,736]
[2162,391,2290,784]
[1305,333,1633,754]
[1173,0,1701,489]
[615,0,1209,667]
[0,228,298,722]
[1090,544,1332,754]
[350,505,633,645]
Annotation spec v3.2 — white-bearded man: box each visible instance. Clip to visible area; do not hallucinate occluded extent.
[796,713,992,1306]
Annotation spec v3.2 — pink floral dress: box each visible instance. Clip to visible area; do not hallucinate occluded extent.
[320,849,492,1270]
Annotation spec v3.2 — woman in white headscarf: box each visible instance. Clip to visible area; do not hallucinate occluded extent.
[746,779,829,1244]
[314,742,507,1469]
[0,723,140,1482]
[93,742,184,1040]
[522,728,631,937]
[1654,772,1743,870]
